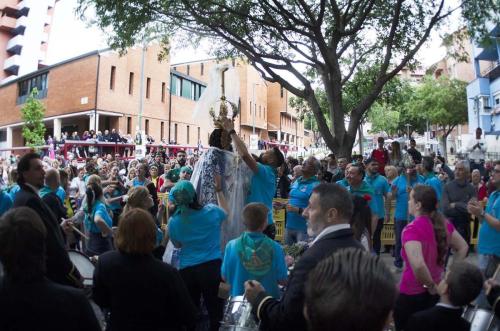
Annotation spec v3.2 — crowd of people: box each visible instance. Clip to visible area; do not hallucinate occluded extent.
[0,125,499,331]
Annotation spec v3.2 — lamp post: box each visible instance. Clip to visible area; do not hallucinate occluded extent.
[252,83,260,135]
[405,123,411,139]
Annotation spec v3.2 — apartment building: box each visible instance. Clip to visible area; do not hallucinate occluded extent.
[0,44,171,149]
[466,22,500,153]
[172,59,305,148]
[0,0,58,83]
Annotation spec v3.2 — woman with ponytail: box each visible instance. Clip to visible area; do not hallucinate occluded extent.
[84,182,113,256]
[394,185,468,330]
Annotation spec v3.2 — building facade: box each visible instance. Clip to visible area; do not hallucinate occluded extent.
[466,22,500,154]
[0,0,58,83]
[0,44,171,149]
[171,59,305,148]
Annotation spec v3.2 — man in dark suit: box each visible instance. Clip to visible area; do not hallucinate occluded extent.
[13,152,82,288]
[407,261,483,331]
[244,183,363,331]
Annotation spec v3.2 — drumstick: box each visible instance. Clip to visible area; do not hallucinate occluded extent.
[71,225,89,240]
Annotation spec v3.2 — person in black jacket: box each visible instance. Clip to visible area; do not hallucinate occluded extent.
[0,207,100,331]
[244,183,364,331]
[407,261,483,331]
[13,153,82,288]
[92,208,197,331]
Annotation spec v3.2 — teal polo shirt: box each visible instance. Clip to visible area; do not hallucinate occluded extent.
[364,173,390,219]
[347,181,377,214]
[478,190,500,256]
[286,176,320,231]
[247,163,277,225]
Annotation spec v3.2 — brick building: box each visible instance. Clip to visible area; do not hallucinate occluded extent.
[171,59,305,148]
[0,45,306,151]
[0,44,171,149]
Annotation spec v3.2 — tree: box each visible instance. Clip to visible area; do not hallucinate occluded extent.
[21,88,46,148]
[405,76,467,158]
[78,0,494,158]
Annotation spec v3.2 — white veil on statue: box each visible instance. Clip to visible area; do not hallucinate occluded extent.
[190,63,253,250]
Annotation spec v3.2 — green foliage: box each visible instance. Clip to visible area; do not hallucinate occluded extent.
[21,88,46,148]
[406,76,468,136]
[78,0,494,157]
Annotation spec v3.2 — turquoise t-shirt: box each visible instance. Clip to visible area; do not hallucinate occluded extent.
[247,163,277,225]
[221,232,288,298]
[0,191,13,217]
[364,174,390,219]
[84,201,113,234]
[286,176,320,231]
[392,174,425,221]
[132,178,146,187]
[168,204,227,269]
[56,186,66,204]
[347,181,377,215]
[424,172,443,203]
[336,178,349,187]
[478,190,500,255]
[8,184,20,201]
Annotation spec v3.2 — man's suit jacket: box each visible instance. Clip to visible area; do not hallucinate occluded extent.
[14,184,81,288]
[252,227,363,331]
[406,305,469,331]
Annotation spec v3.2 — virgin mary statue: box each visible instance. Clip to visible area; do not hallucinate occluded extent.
[190,64,253,249]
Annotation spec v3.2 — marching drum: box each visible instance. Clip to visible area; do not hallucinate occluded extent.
[68,250,95,287]
[463,305,498,331]
[220,296,259,331]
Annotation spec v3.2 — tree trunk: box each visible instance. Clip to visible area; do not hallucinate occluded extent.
[335,136,356,160]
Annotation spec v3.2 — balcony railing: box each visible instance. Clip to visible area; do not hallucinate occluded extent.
[3,54,20,74]
[0,15,16,32]
[6,34,23,54]
[13,15,27,35]
[480,61,500,80]
[17,0,29,16]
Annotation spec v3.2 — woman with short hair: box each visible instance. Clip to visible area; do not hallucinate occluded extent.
[92,208,197,331]
[84,182,113,256]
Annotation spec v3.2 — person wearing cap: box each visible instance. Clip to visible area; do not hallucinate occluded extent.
[223,119,285,239]
[168,179,230,331]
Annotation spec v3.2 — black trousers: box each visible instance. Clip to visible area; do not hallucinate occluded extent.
[372,218,384,255]
[264,223,276,240]
[179,259,224,331]
[394,292,439,331]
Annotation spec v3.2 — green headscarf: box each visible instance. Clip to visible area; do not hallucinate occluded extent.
[236,232,274,277]
[169,180,196,216]
[180,166,193,175]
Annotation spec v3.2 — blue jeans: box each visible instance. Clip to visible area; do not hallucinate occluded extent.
[477,253,495,308]
[394,220,408,268]
[285,228,308,245]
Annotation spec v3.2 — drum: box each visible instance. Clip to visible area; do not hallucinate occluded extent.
[463,306,498,331]
[68,250,94,287]
[220,296,259,331]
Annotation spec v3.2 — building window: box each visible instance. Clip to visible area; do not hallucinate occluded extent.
[187,65,190,76]
[494,92,500,107]
[232,58,235,67]
[129,72,134,95]
[201,63,204,76]
[17,72,49,104]
[161,121,164,140]
[127,117,132,134]
[197,127,200,142]
[187,125,190,144]
[146,77,151,98]
[280,86,284,98]
[171,75,180,96]
[181,79,193,99]
[110,66,116,90]
[259,105,261,118]
[249,102,252,116]
[145,119,149,135]
[161,82,166,102]
[174,123,178,143]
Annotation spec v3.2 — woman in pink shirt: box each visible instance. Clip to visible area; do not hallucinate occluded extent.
[394,185,468,331]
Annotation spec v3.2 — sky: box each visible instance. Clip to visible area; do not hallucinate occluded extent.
[47,0,462,68]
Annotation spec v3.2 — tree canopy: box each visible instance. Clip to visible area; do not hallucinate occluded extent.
[78,0,496,157]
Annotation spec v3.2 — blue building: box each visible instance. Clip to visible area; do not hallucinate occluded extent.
[466,23,500,148]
